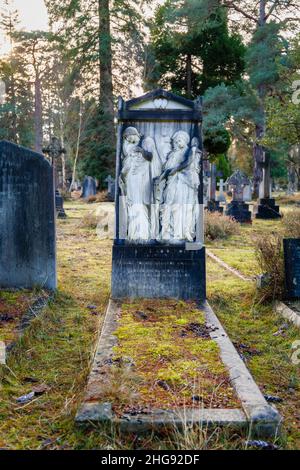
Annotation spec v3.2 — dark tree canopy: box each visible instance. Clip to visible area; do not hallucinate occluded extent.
[147,3,246,98]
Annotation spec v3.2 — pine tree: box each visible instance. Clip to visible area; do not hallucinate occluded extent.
[147,1,245,98]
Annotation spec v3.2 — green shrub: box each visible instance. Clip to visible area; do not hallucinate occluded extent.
[254,233,284,302]
[205,210,240,240]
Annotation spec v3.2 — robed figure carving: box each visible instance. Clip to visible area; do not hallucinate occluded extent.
[119,127,162,241]
[159,132,201,243]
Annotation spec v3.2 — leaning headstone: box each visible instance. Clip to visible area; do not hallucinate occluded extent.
[226,170,252,224]
[81,176,97,199]
[104,175,115,202]
[0,141,56,290]
[283,239,300,299]
[112,89,205,301]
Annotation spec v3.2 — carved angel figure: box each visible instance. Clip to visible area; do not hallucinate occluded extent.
[160,131,201,242]
[119,127,154,241]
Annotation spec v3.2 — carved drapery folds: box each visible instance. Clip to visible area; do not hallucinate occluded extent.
[119,126,202,244]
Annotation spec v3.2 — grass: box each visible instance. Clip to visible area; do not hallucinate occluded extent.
[0,197,300,449]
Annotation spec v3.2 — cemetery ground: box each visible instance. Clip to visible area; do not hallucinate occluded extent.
[0,198,300,450]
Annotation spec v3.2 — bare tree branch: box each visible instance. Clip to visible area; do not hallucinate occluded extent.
[222,1,259,23]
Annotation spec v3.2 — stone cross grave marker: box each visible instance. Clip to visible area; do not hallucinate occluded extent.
[0,141,56,290]
[43,137,67,219]
[217,178,226,203]
[225,169,252,223]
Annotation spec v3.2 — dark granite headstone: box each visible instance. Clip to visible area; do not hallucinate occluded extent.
[0,141,56,290]
[283,239,300,299]
[105,175,115,202]
[81,176,97,199]
[112,245,206,301]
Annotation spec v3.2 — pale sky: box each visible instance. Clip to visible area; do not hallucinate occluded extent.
[0,0,49,55]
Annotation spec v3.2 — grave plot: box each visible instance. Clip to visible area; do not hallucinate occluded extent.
[89,300,239,414]
[77,89,281,437]
[76,299,280,436]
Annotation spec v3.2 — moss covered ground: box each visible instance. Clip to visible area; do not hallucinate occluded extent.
[109,299,239,414]
[0,199,299,449]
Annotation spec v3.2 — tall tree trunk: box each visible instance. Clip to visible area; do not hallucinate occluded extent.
[252,0,266,198]
[98,0,115,171]
[59,108,66,190]
[70,102,83,192]
[186,54,192,99]
[34,72,43,153]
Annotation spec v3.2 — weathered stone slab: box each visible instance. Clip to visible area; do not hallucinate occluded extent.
[0,141,56,290]
[275,301,300,328]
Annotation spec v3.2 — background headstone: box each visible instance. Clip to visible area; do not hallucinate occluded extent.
[217,179,226,203]
[81,176,97,199]
[105,175,115,202]
[225,170,252,223]
[243,184,252,202]
[43,137,67,219]
[284,239,300,299]
[0,141,56,290]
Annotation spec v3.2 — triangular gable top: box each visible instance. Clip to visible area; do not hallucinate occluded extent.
[125,89,196,111]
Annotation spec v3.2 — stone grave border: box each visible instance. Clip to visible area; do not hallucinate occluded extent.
[275,301,300,329]
[76,300,281,437]
[206,250,254,282]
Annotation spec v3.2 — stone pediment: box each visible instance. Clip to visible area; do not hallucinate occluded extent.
[119,89,202,122]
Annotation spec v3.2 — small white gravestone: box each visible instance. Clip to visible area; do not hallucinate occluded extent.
[243,184,252,202]
[0,341,6,365]
[217,179,226,203]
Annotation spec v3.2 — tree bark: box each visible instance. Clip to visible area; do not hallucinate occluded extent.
[252,0,267,198]
[34,72,43,153]
[70,102,83,192]
[98,0,115,149]
[186,54,192,99]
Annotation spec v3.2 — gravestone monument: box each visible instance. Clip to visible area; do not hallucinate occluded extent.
[105,175,115,202]
[43,137,67,219]
[111,89,205,301]
[217,178,226,203]
[81,176,97,199]
[0,141,56,290]
[243,182,252,202]
[283,239,300,299]
[207,163,223,213]
[226,170,252,223]
[255,149,281,219]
